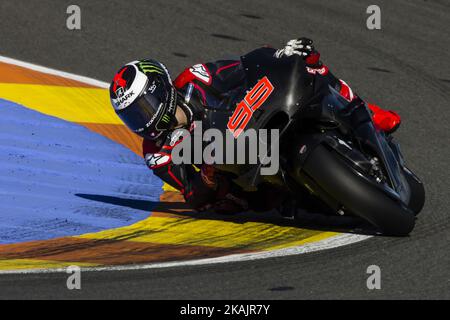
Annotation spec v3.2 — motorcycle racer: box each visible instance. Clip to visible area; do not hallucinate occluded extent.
[109,38,402,214]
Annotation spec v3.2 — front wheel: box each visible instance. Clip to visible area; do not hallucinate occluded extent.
[301,144,416,236]
[403,166,425,215]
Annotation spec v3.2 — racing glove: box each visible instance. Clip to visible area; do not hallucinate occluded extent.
[275,38,321,67]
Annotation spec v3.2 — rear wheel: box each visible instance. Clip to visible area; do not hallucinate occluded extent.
[301,144,416,236]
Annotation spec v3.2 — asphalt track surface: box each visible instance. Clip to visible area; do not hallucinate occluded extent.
[0,0,449,299]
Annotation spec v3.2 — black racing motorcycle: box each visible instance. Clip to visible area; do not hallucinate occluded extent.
[205,47,425,236]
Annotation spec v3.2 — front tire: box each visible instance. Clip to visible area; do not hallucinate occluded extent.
[302,144,416,236]
[403,167,425,215]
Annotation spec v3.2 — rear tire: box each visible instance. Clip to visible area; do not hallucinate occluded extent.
[302,144,416,236]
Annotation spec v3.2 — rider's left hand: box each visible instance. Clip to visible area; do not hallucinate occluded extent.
[275,38,321,66]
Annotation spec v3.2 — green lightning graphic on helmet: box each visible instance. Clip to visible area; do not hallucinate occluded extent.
[137,62,164,75]
[161,114,171,124]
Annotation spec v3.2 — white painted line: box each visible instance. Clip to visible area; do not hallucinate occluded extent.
[0,55,109,88]
[0,234,371,275]
[0,56,372,275]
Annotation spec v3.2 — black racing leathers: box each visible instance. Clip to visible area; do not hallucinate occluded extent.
[142,58,248,210]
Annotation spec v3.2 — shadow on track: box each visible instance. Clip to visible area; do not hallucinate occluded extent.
[75,193,379,236]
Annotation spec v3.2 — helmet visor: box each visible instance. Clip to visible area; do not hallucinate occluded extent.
[116,93,163,134]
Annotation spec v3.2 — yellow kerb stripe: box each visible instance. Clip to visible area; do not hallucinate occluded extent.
[0,259,98,270]
[0,83,118,124]
[78,216,338,251]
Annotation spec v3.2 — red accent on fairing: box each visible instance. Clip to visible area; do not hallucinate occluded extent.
[197,64,212,85]
[216,62,240,75]
[305,51,320,66]
[306,65,329,75]
[367,103,382,114]
[174,68,196,89]
[368,103,401,132]
[339,79,355,101]
[112,67,128,92]
[173,67,207,105]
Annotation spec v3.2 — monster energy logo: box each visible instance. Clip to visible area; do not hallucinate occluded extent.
[137,62,164,75]
[160,114,171,124]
